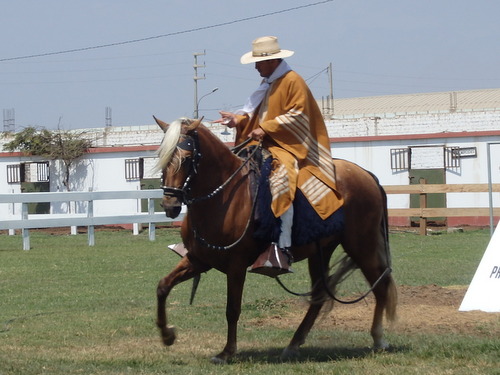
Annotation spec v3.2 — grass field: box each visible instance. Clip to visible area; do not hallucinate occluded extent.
[0,227,499,374]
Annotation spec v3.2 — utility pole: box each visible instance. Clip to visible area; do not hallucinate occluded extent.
[105,107,112,127]
[328,62,334,116]
[193,51,206,119]
[3,108,15,132]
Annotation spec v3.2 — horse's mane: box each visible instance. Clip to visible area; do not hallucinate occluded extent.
[153,117,240,179]
[153,118,185,173]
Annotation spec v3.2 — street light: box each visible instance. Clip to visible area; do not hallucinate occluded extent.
[194,87,219,119]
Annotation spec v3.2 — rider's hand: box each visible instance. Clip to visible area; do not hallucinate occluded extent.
[248,127,265,141]
[213,111,237,128]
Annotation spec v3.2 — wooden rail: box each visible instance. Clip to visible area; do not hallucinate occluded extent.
[383,183,500,235]
[384,183,500,194]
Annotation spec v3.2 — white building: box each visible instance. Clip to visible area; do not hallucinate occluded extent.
[1,88,499,227]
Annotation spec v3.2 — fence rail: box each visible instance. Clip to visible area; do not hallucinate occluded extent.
[1,184,499,249]
[0,189,184,250]
[384,183,500,235]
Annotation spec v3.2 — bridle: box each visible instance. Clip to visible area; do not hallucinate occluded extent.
[161,132,261,250]
[161,132,258,207]
[161,132,201,206]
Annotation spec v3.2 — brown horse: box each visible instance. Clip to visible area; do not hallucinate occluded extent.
[154,117,397,363]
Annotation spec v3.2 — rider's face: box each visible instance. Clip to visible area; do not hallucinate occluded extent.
[255,59,281,78]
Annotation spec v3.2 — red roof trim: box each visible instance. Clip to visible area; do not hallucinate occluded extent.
[86,145,159,153]
[1,130,499,156]
[330,130,500,143]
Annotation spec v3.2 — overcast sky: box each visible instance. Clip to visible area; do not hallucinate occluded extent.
[1,0,499,130]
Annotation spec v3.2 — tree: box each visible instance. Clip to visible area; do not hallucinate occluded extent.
[3,126,93,191]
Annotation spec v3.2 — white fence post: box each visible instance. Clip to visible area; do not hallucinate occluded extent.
[148,198,155,241]
[9,188,15,236]
[88,199,95,246]
[22,203,30,251]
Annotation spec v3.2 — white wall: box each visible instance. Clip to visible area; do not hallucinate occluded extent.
[331,135,500,211]
[2,109,500,221]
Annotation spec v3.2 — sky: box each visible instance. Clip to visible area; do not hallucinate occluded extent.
[1,0,499,130]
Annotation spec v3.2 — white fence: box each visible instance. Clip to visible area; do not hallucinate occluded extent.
[0,190,184,250]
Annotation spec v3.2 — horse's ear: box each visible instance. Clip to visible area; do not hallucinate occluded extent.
[185,117,204,131]
[153,116,169,132]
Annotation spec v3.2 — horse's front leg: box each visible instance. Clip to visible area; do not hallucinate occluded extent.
[211,269,246,364]
[156,256,209,346]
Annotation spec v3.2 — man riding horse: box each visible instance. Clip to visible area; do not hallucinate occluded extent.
[214,36,344,275]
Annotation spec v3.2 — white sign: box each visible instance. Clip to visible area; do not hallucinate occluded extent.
[459,223,500,312]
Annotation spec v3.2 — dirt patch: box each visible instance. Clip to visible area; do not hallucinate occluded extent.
[254,285,500,337]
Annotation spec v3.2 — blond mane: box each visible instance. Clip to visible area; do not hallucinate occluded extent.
[153,118,184,173]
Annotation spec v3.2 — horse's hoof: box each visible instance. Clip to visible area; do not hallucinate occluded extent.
[373,340,389,352]
[210,356,227,365]
[281,346,300,361]
[161,325,176,346]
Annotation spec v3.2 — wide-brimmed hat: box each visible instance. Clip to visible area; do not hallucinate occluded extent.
[240,36,294,64]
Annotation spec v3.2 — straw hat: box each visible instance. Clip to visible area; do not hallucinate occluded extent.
[240,36,294,64]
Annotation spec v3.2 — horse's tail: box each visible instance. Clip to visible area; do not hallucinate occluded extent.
[374,174,398,324]
[362,169,398,323]
[366,169,392,267]
[385,274,398,323]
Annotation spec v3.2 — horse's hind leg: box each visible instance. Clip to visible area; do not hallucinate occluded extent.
[347,234,397,351]
[282,248,329,360]
[156,256,210,346]
[369,273,397,350]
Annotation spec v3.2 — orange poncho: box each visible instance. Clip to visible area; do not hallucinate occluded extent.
[235,70,343,219]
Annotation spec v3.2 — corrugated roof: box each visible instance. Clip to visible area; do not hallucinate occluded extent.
[328,88,500,118]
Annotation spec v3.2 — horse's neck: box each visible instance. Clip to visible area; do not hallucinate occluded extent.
[193,130,244,195]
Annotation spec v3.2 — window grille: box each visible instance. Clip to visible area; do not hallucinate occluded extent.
[125,158,144,181]
[7,164,21,183]
[390,148,409,171]
[444,146,461,171]
[36,161,50,182]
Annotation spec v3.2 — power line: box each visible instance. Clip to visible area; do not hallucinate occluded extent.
[0,0,334,63]
[305,67,329,85]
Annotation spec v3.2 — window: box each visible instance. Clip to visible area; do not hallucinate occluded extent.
[6,162,49,183]
[7,164,21,183]
[125,158,144,181]
[36,162,50,182]
[390,148,409,171]
[445,146,461,171]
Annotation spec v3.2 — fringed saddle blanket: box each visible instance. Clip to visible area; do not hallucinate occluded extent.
[252,156,344,246]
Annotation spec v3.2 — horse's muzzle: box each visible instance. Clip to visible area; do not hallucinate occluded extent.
[161,198,182,218]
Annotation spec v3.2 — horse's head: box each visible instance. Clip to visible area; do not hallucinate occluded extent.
[153,116,203,218]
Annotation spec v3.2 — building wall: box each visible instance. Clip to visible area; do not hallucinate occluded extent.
[1,109,499,226]
[328,110,500,138]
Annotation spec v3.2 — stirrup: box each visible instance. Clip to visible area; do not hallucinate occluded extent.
[168,243,188,258]
[248,243,293,278]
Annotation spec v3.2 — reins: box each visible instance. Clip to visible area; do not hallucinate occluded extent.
[164,134,262,251]
[188,138,258,205]
[275,242,392,304]
[162,135,258,206]
[192,141,262,250]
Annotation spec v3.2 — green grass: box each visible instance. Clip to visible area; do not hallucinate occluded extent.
[389,229,489,286]
[0,227,498,374]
